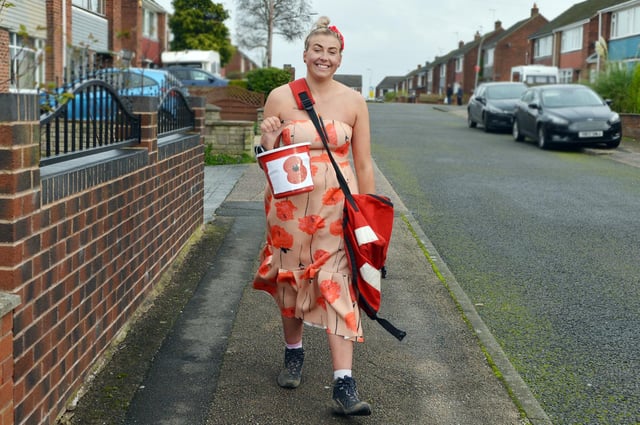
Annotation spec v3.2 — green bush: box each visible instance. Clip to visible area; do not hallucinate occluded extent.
[246,67,292,97]
[590,63,640,113]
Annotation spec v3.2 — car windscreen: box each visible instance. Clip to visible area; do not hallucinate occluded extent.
[541,88,604,108]
[486,85,526,100]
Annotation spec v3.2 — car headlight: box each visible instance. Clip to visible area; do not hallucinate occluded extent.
[608,113,621,124]
[548,115,569,126]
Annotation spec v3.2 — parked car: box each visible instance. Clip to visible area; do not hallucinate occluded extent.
[467,82,527,132]
[164,66,228,87]
[512,84,622,149]
[41,67,187,119]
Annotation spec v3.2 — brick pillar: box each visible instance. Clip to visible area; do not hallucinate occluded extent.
[0,93,36,425]
[130,96,158,163]
[189,96,206,143]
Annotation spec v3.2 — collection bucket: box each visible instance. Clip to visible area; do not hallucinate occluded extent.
[257,142,314,198]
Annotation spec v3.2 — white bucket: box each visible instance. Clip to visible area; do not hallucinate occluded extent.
[257,142,314,198]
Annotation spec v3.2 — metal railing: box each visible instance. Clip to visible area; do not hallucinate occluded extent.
[39,67,196,166]
[40,79,141,166]
[158,88,195,137]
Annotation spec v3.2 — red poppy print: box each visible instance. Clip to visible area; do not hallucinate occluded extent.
[281,306,296,318]
[334,141,350,157]
[324,122,338,145]
[298,215,326,235]
[345,311,358,332]
[281,128,292,144]
[283,156,308,184]
[320,279,341,304]
[316,296,327,310]
[277,270,297,286]
[275,200,296,221]
[330,219,343,236]
[322,187,344,205]
[270,225,293,250]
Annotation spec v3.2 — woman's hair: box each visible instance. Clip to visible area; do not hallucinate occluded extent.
[304,16,344,52]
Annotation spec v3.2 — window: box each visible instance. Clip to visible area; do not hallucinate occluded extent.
[72,0,105,15]
[455,56,463,72]
[484,48,494,66]
[611,6,640,39]
[143,9,158,39]
[559,68,574,83]
[440,64,446,79]
[561,27,583,53]
[534,36,552,58]
[9,33,45,92]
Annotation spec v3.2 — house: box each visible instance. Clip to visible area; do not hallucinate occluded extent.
[480,4,548,82]
[528,0,623,83]
[3,0,169,91]
[597,0,640,69]
[375,76,404,99]
[334,74,363,94]
[222,49,260,78]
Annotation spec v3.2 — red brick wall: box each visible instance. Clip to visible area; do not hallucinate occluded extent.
[0,94,205,425]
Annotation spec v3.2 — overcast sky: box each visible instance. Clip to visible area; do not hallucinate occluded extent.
[157,0,578,88]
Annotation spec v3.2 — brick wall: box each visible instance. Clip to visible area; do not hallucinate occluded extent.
[0,93,205,425]
[0,29,8,93]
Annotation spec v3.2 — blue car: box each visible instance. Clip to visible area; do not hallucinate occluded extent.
[41,67,187,120]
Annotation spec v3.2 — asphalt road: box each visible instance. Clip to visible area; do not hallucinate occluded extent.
[369,103,640,425]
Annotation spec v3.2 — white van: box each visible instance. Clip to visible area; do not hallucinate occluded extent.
[161,50,222,75]
[510,65,559,85]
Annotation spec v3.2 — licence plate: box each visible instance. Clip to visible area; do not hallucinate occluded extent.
[579,131,603,138]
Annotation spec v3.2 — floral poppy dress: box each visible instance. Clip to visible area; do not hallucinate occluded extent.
[253,119,364,342]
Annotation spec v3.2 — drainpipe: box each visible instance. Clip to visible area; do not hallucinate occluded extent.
[474,35,485,90]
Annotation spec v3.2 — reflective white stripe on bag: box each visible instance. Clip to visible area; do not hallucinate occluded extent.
[359,262,381,291]
[355,225,378,246]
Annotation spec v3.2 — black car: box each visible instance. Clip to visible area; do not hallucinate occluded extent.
[512,84,622,149]
[467,82,527,132]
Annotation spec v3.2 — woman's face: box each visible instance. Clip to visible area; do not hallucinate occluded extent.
[303,34,342,77]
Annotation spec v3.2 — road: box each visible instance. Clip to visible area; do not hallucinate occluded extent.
[369,103,640,425]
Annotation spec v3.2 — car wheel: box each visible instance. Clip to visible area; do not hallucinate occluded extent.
[605,140,621,149]
[537,126,550,149]
[467,111,477,128]
[512,120,524,141]
[483,114,492,132]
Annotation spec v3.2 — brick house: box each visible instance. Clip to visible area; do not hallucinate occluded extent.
[4,0,169,90]
[600,0,640,67]
[222,49,260,78]
[480,4,549,82]
[528,0,623,83]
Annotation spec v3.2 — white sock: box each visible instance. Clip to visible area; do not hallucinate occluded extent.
[333,369,352,380]
[286,341,303,350]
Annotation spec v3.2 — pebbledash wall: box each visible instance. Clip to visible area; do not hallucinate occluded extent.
[0,91,207,424]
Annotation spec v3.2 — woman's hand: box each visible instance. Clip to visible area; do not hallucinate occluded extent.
[260,117,287,150]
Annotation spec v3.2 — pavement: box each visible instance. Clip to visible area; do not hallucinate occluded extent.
[120,106,640,425]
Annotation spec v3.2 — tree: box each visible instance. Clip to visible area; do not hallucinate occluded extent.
[169,0,234,66]
[235,0,313,67]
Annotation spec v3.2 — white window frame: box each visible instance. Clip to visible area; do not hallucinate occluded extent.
[9,33,45,93]
[72,0,105,15]
[559,68,573,83]
[561,26,583,53]
[534,36,553,58]
[611,5,640,39]
[455,56,463,73]
[143,9,158,39]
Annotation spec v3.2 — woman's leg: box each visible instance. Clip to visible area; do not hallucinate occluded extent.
[327,334,353,371]
[328,333,371,416]
[278,316,305,388]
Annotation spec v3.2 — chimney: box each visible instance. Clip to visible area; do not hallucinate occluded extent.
[531,3,539,17]
[474,31,481,41]
[495,20,502,31]
[459,40,464,48]
[417,64,422,69]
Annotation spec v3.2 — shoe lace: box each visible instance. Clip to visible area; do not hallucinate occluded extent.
[284,349,304,373]
[335,377,359,403]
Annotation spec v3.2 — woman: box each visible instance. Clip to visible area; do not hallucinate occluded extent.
[253,16,375,416]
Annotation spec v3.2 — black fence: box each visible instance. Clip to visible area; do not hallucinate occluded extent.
[39,68,195,166]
